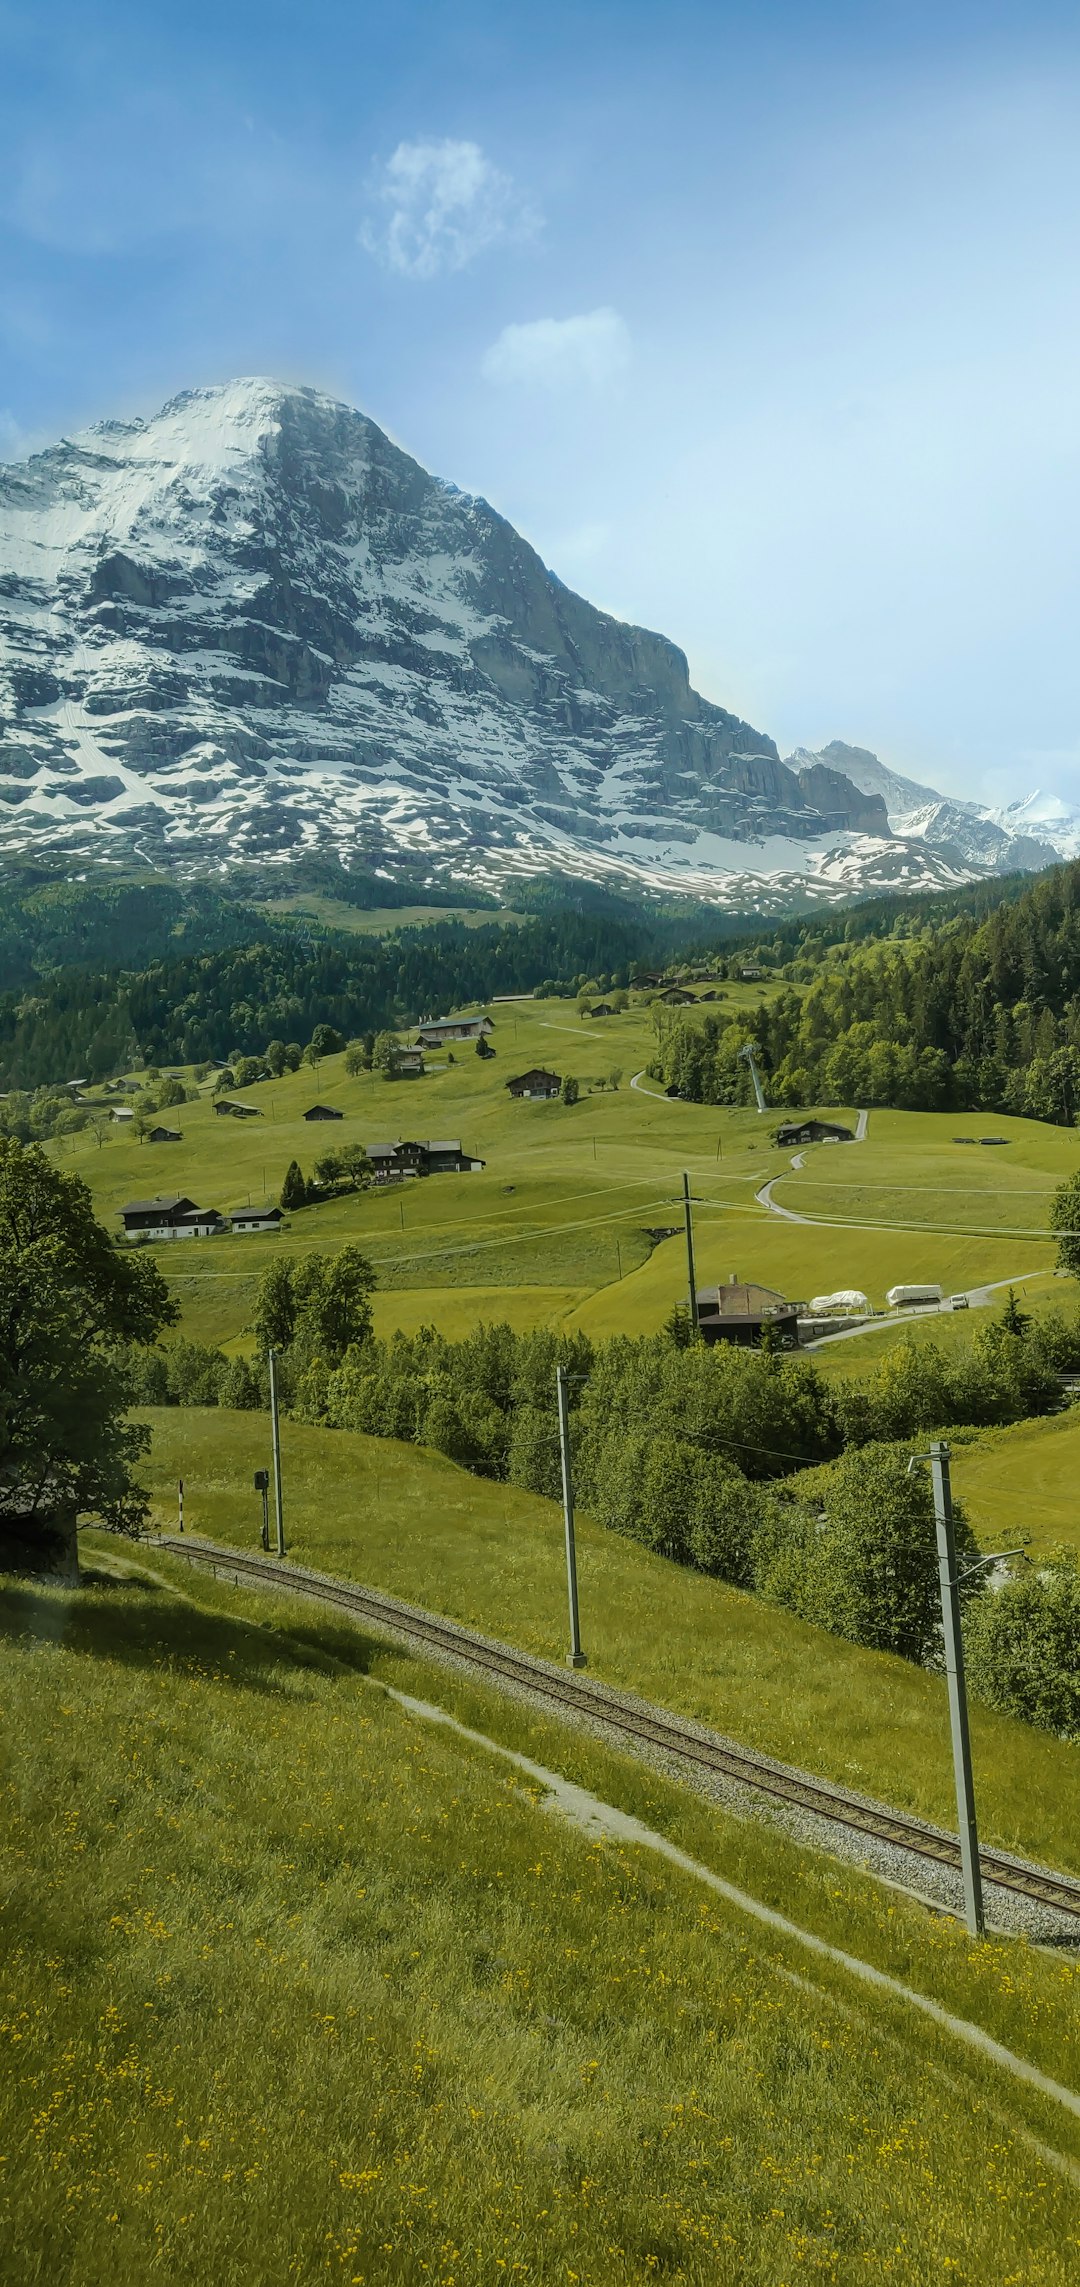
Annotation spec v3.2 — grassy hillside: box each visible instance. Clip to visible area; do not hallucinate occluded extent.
[949,1407,1080,1558]
[2,1553,1078,2283]
[133,1407,1080,1878]
[49,992,1077,1355]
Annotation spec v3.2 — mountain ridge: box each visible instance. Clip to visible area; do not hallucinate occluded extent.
[0,378,1063,908]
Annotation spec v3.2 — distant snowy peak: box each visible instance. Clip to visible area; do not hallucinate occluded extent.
[985,790,1080,861]
[0,377,1064,909]
[787,741,1063,876]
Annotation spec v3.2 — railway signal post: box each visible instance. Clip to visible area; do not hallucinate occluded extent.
[556,1364,586,1668]
[254,1467,270,1551]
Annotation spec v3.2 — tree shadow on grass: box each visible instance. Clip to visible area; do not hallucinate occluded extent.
[0,1571,411,1703]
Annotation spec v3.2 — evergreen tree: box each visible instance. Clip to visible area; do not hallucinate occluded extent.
[280,1160,308,1211]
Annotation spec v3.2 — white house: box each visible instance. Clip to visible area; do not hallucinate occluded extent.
[119,1194,225,1241]
[229,1205,285,1234]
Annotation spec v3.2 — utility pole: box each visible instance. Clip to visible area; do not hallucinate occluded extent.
[556,1365,586,1668]
[682,1170,699,1340]
[929,1441,984,1937]
[178,1477,184,1534]
[268,1348,285,1557]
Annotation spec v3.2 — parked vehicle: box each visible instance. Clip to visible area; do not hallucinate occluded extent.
[885,1283,944,1309]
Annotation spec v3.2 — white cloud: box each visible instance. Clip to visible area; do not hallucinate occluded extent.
[0,410,35,463]
[359,139,538,279]
[481,309,631,391]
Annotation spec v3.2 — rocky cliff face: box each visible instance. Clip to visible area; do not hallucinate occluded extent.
[788,740,1060,875]
[0,379,1045,907]
[0,378,911,902]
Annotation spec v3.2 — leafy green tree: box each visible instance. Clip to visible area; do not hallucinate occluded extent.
[156,1075,187,1107]
[560,1075,580,1106]
[312,1145,369,1194]
[310,1023,344,1058]
[232,1056,263,1088]
[280,1160,308,1211]
[252,1257,297,1354]
[291,1246,377,1367]
[344,1039,370,1076]
[1050,1171,1080,1278]
[265,1040,287,1077]
[284,1043,303,1071]
[0,1140,176,1573]
[965,1552,1080,1735]
[373,1032,402,1078]
[759,1443,976,1663]
[213,1067,236,1094]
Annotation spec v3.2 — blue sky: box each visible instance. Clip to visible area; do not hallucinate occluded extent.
[3,0,1080,807]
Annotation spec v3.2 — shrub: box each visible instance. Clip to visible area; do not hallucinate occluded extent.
[965,1553,1080,1736]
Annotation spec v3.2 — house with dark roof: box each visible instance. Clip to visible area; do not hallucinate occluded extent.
[422,1139,485,1174]
[302,1103,344,1121]
[118,1195,225,1240]
[214,1099,263,1119]
[695,1279,798,1348]
[507,1068,561,1100]
[775,1119,854,1147]
[415,1015,494,1046]
[658,987,696,1007]
[146,1125,181,1144]
[230,1205,284,1234]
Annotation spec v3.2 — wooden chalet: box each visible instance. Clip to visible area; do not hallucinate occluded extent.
[775,1119,854,1147]
[695,1279,798,1348]
[507,1068,561,1100]
[118,1195,225,1241]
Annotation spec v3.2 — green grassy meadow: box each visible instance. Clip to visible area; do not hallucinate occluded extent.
[134,1406,1080,1879]
[258,895,522,934]
[2,1552,1078,2285]
[949,1407,1080,1559]
[51,992,1080,1358]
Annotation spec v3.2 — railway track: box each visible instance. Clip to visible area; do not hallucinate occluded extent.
[158,1534,1080,1925]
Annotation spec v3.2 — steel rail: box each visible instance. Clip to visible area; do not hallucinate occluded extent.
[157,1535,1080,1922]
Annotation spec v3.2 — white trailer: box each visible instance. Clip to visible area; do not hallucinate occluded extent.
[886,1283,943,1309]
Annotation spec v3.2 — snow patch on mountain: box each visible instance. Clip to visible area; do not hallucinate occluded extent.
[787,740,1062,875]
[0,378,1061,908]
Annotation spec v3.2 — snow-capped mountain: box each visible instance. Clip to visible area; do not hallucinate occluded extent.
[787,741,1062,875]
[983,790,1080,862]
[0,379,1061,908]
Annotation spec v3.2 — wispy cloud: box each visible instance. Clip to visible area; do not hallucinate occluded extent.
[359,139,538,279]
[481,309,631,390]
[0,409,37,463]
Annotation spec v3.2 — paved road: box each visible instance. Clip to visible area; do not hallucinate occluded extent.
[630,1067,674,1101]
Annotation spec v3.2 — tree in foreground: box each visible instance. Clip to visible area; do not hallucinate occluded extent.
[1050,1170,1080,1278]
[0,1139,177,1575]
[965,1551,1080,1736]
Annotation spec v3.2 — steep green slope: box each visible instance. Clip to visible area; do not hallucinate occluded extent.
[2,1556,1078,2283]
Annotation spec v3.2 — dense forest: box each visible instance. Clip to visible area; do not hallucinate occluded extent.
[4,854,1080,1117]
[0,906,668,1087]
[655,859,1080,1121]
